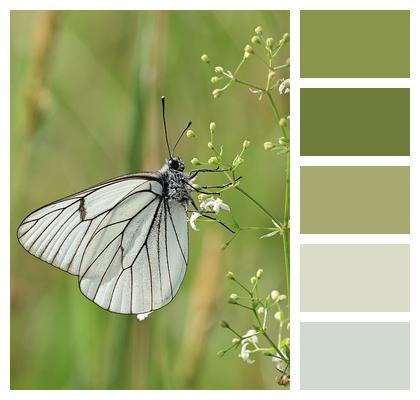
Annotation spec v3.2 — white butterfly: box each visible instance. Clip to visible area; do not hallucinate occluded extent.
[17,97,226,319]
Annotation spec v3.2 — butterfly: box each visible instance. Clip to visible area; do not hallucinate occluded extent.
[17,96,230,320]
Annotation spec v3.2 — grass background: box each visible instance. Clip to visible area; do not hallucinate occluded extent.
[10,10,290,390]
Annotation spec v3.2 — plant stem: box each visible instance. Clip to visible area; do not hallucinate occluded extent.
[283,151,290,303]
[264,91,290,304]
[267,92,284,135]
[235,186,282,226]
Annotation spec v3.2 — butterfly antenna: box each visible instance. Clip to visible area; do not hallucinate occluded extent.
[161,96,172,158]
[172,121,192,154]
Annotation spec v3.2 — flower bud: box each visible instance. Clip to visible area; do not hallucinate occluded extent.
[242,140,251,149]
[274,311,281,321]
[256,268,263,278]
[217,350,226,357]
[251,35,261,44]
[210,76,222,84]
[279,137,287,146]
[210,122,216,134]
[232,338,240,344]
[186,129,196,138]
[271,290,281,301]
[257,306,265,314]
[219,320,230,329]
[212,89,223,99]
[264,141,274,150]
[255,26,263,35]
[214,66,224,74]
[244,44,254,54]
[226,271,235,280]
[250,276,257,285]
[232,156,244,169]
[244,51,251,59]
[208,156,219,165]
[208,141,215,150]
[279,294,287,301]
[282,33,290,43]
[201,54,210,63]
[191,157,201,166]
[279,118,287,128]
[268,70,276,81]
[266,37,274,49]
[229,293,239,301]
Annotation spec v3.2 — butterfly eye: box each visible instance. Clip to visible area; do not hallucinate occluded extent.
[169,159,179,170]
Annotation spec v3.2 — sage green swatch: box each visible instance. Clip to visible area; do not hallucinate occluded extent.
[300,10,410,77]
[300,89,410,156]
[301,244,410,311]
[300,167,410,233]
[301,322,410,389]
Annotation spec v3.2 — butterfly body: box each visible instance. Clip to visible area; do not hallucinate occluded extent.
[160,159,192,205]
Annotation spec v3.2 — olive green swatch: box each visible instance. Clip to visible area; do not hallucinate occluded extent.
[300,10,410,78]
[301,322,410,389]
[300,244,410,311]
[300,88,410,156]
[300,167,410,234]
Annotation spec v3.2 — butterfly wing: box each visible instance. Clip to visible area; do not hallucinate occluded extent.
[17,173,189,314]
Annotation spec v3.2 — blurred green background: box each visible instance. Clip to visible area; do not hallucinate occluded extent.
[11,10,289,390]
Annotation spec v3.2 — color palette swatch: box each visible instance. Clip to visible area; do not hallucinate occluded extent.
[300,166,410,234]
[299,10,410,390]
[300,10,410,78]
[300,89,410,156]
[301,245,410,312]
[301,323,410,389]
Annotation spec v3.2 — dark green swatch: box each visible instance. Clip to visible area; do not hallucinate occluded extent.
[301,10,410,78]
[300,166,410,234]
[301,88,410,156]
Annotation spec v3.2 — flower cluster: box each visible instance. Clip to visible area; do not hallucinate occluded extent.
[218,270,290,387]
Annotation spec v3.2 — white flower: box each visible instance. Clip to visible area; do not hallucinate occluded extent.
[272,354,287,371]
[240,342,255,364]
[199,197,230,213]
[279,78,290,94]
[239,329,259,364]
[242,329,259,344]
[137,312,151,322]
[189,212,201,231]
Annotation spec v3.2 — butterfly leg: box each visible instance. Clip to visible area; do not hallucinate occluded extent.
[184,180,221,195]
[198,176,242,189]
[187,208,235,234]
[188,166,231,180]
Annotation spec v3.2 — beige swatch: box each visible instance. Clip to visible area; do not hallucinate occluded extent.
[301,244,410,312]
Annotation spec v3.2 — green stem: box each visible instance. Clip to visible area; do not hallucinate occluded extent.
[265,90,290,305]
[266,92,285,136]
[283,152,290,303]
[235,186,282,227]
[234,78,265,91]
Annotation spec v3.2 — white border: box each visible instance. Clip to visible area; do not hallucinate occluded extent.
[2,1,419,399]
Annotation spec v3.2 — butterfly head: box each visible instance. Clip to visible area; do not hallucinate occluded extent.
[168,157,185,172]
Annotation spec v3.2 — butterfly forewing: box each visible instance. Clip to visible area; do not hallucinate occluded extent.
[17,172,189,315]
